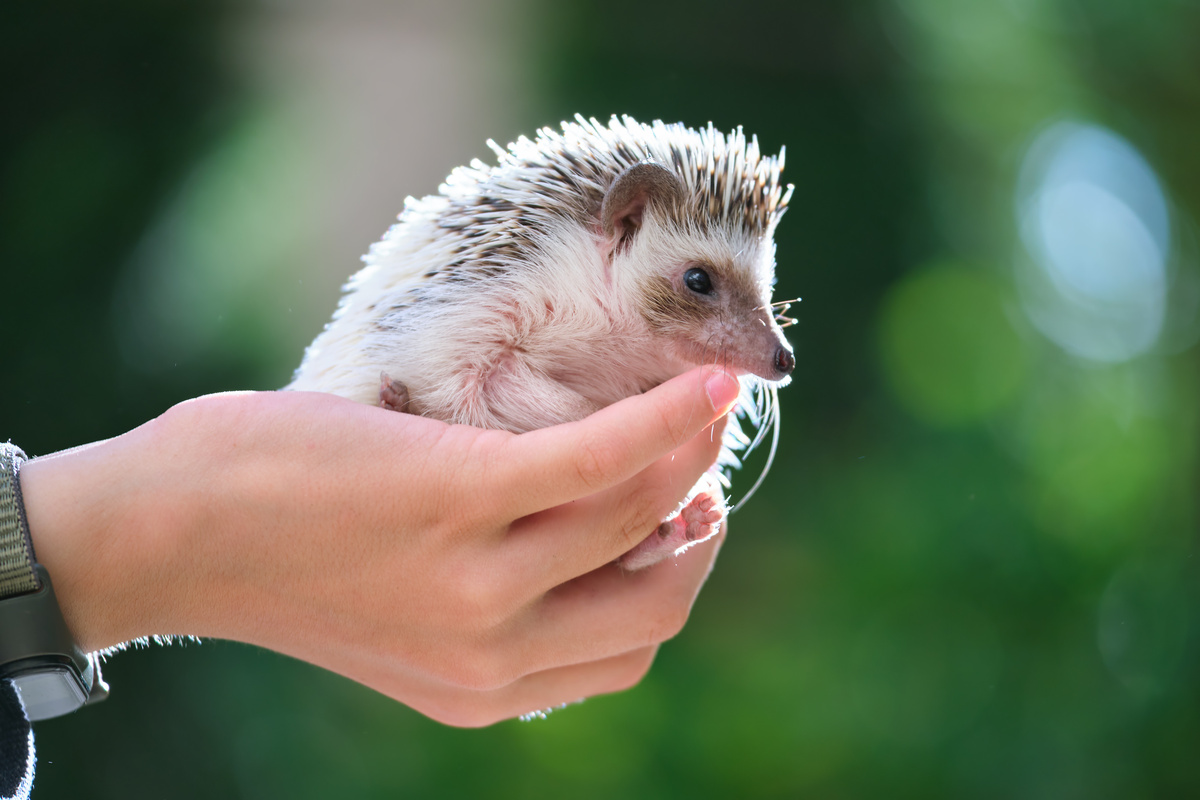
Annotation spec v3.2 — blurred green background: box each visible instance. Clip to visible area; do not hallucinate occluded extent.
[5,0,1200,797]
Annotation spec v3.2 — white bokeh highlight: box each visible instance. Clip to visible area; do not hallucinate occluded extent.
[1015,122,1170,363]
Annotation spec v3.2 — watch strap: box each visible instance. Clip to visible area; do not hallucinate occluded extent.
[0,443,109,720]
[0,444,38,599]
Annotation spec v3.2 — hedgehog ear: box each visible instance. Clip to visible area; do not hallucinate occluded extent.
[601,162,685,247]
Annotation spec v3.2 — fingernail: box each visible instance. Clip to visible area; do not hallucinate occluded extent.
[705,369,740,412]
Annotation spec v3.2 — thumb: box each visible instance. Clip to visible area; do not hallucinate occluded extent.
[498,366,740,516]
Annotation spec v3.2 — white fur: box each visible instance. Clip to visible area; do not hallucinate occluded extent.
[289,116,792,437]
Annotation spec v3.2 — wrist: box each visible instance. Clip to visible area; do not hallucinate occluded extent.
[17,426,182,652]
[1,443,111,718]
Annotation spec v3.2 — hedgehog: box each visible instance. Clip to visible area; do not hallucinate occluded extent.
[289,114,795,569]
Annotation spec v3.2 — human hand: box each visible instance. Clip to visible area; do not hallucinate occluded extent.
[19,366,739,725]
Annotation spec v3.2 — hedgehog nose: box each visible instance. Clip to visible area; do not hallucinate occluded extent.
[774,345,795,377]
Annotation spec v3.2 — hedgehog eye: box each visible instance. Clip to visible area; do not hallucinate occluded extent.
[683,267,713,295]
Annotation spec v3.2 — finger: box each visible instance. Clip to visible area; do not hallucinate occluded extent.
[502,415,728,588]
[494,366,740,517]
[502,526,725,679]
[384,646,661,728]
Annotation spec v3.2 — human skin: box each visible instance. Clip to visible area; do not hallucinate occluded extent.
[17,365,740,726]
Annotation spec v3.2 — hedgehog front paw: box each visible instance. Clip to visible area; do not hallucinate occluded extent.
[617,489,726,571]
[379,372,412,413]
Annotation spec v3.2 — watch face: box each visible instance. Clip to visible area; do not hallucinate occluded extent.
[0,565,104,720]
[11,663,89,721]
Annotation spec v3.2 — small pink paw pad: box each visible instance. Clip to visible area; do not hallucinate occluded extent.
[617,487,726,570]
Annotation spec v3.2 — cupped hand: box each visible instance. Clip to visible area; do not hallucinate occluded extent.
[19,366,739,725]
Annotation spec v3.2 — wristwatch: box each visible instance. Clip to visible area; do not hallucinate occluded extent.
[0,443,108,721]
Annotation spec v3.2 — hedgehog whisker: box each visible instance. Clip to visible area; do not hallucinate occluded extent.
[730,382,779,514]
[755,297,801,328]
[761,298,799,329]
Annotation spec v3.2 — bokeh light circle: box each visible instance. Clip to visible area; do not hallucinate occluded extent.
[1015,122,1170,363]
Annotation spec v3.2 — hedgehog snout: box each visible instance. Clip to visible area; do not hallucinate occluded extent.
[774,344,795,377]
[732,322,794,382]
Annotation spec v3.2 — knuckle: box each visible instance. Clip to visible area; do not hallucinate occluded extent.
[648,603,691,645]
[429,578,524,693]
[609,650,657,693]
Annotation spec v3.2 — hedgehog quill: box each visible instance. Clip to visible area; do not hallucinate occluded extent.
[290,115,795,568]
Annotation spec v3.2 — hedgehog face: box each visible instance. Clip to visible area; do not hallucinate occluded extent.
[627,219,794,383]
[598,158,793,382]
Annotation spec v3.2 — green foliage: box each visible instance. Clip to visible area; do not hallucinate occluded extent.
[879,263,1029,425]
